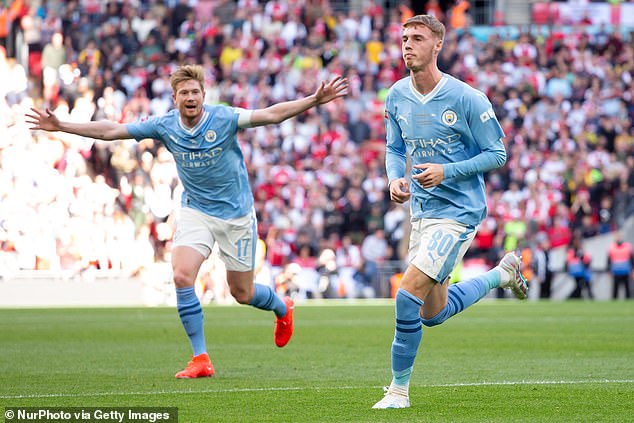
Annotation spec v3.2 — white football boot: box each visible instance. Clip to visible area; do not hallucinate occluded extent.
[372,386,410,409]
[498,252,528,300]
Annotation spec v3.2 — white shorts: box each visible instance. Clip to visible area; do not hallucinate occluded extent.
[408,218,477,284]
[173,207,257,272]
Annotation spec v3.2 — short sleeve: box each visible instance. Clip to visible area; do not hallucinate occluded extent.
[126,116,162,141]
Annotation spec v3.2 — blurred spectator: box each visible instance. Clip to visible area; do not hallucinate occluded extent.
[40,32,66,104]
[77,38,101,77]
[336,235,364,298]
[425,0,444,22]
[607,233,633,299]
[533,233,554,300]
[360,228,390,295]
[275,262,301,298]
[316,248,339,298]
[265,226,291,278]
[566,237,593,299]
[384,202,406,259]
[3,54,28,105]
[448,0,470,30]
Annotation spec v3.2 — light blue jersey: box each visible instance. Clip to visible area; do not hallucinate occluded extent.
[126,104,252,219]
[385,74,506,227]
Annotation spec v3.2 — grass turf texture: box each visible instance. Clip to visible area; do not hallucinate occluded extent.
[1,301,633,422]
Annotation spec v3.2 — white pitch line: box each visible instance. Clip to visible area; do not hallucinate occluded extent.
[1,379,633,400]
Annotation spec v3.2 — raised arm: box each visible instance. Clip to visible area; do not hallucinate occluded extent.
[248,76,348,127]
[26,108,131,141]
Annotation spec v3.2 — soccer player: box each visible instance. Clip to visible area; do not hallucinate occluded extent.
[26,65,348,378]
[372,15,528,409]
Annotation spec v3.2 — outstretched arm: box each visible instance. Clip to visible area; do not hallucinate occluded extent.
[26,108,131,141]
[248,76,348,127]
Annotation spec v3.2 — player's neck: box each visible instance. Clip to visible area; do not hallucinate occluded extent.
[410,68,443,96]
[180,114,202,129]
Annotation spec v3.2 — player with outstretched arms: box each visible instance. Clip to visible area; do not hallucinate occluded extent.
[27,65,348,378]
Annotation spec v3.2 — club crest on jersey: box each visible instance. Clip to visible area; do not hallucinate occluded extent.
[441,110,457,126]
[205,130,217,142]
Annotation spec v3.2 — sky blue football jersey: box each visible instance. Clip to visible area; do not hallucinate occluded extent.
[126,104,253,219]
[384,74,507,227]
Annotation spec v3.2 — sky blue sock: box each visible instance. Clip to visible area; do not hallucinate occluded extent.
[249,283,287,318]
[391,288,423,387]
[481,268,502,290]
[176,286,206,356]
[421,269,500,327]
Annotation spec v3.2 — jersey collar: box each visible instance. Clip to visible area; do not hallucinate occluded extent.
[409,75,447,105]
[178,109,209,134]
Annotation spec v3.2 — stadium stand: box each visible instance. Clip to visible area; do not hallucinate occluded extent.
[1,0,633,303]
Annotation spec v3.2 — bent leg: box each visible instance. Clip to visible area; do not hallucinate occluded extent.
[172,246,207,356]
[421,270,498,326]
[379,218,478,403]
[227,269,293,347]
[227,270,287,318]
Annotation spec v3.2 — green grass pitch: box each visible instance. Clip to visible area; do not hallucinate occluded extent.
[1,300,633,422]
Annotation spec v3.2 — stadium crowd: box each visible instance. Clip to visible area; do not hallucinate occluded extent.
[1,0,633,299]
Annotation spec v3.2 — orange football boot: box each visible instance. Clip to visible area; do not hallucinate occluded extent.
[274,297,295,347]
[175,352,214,379]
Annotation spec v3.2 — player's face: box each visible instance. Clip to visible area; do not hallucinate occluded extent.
[402,24,442,71]
[173,79,205,121]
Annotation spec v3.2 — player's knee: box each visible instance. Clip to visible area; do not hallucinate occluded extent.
[230,286,251,304]
[172,270,195,289]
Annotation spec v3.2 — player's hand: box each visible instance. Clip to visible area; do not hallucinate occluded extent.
[412,163,444,188]
[314,76,348,104]
[389,178,411,203]
[25,108,61,131]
